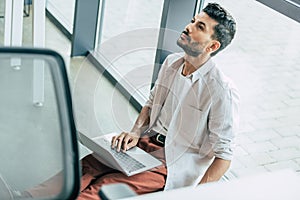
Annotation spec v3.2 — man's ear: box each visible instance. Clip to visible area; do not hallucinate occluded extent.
[207,40,221,54]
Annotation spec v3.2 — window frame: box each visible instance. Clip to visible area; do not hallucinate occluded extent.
[256,0,300,23]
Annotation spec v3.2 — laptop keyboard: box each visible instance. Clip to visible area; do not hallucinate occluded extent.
[101,138,146,173]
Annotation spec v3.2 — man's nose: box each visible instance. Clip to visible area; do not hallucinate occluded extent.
[185,23,192,33]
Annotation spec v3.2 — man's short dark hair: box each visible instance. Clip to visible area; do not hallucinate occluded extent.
[203,3,236,56]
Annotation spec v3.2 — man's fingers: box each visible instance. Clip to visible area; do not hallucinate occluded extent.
[116,134,125,152]
[111,132,139,152]
[123,135,139,152]
[111,134,122,148]
[122,135,132,151]
[126,140,137,151]
[111,136,118,148]
[122,135,139,152]
[111,133,125,152]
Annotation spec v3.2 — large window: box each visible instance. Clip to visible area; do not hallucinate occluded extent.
[46,0,76,34]
[93,0,164,105]
[98,0,164,45]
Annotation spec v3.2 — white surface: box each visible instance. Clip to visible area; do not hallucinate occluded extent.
[32,0,46,105]
[10,0,23,46]
[7,0,23,67]
[4,0,12,46]
[126,170,300,200]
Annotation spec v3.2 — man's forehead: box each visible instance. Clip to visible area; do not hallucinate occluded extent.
[194,12,218,27]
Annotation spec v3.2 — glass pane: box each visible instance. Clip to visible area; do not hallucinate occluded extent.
[99,0,163,44]
[0,54,67,199]
[95,0,164,105]
[46,0,76,33]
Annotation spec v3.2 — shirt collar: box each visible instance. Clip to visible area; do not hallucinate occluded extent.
[169,53,215,83]
[189,58,215,83]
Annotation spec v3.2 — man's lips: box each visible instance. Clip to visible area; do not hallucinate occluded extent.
[180,31,190,41]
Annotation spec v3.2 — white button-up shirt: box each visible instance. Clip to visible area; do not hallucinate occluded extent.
[152,63,192,136]
[145,53,240,190]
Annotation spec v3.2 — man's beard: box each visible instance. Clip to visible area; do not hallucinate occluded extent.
[177,39,203,57]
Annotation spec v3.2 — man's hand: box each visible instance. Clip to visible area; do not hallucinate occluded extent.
[111,132,140,152]
[110,106,150,152]
[199,157,231,184]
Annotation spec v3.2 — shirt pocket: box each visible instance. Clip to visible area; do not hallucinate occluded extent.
[177,105,207,149]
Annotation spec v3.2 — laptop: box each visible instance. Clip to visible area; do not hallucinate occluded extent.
[78,132,162,176]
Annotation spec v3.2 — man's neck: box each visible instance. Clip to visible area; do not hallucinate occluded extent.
[182,54,210,76]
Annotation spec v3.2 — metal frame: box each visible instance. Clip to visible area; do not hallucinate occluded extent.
[32,0,46,106]
[71,0,101,56]
[256,0,300,23]
[152,0,204,88]
[0,47,80,199]
[3,0,46,106]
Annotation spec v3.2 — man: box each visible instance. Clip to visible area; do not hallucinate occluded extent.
[25,2,239,200]
[77,2,239,199]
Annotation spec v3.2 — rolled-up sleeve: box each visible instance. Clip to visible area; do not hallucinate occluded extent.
[144,87,155,108]
[208,85,240,160]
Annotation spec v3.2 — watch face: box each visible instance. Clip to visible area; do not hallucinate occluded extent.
[157,134,166,144]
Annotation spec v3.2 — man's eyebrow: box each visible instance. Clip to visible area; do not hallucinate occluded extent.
[198,21,206,27]
[197,20,207,30]
[193,17,207,27]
